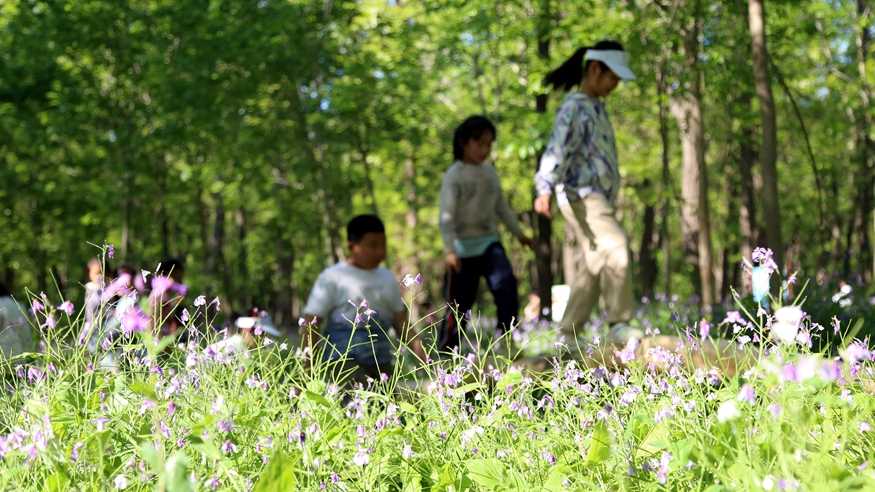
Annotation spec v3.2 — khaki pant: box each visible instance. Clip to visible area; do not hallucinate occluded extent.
[558,193,633,334]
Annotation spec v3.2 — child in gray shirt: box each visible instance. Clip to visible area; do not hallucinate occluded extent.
[438,116,533,351]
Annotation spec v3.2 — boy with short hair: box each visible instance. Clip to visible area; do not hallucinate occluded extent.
[300,214,424,383]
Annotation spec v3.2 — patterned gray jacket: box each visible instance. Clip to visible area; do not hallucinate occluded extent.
[535,92,620,204]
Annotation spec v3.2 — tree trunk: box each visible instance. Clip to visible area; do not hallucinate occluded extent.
[657,60,673,299]
[358,135,380,215]
[276,233,295,327]
[236,207,249,308]
[856,0,874,283]
[671,6,716,309]
[748,0,783,267]
[209,192,227,295]
[533,0,553,319]
[638,180,658,299]
[402,153,421,319]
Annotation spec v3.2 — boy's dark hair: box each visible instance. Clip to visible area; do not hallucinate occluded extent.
[544,40,625,92]
[453,115,497,161]
[347,214,385,243]
[157,257,185,280]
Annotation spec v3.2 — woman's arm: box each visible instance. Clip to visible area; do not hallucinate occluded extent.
[534,98,581,197]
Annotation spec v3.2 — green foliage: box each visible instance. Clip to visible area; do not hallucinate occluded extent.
[1,1,873,341]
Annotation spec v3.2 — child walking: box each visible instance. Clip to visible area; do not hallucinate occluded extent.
[439,115,534,351]
[534,40,637,343]
[301,215,425,384]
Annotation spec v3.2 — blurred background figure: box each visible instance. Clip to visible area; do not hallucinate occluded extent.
[0,282,34,360]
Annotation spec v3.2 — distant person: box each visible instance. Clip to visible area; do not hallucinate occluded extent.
[0,282,34,359]
[300,215,425,384]
[533,40,637,343]
[438,115,534,351]
[80,257,106,350]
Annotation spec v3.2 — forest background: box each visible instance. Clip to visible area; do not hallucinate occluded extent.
[2,0,873,328]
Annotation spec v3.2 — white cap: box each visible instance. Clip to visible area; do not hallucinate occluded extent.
[584,49,636,81]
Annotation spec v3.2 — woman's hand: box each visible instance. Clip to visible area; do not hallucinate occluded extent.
[534,194,552,218]
[445,252,462,272]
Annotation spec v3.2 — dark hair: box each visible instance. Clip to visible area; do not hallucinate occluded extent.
[347,214,385,243]
[0,282,10,297]
[157,257,185,280]
[544,40,625,92]
[452,115,496,161]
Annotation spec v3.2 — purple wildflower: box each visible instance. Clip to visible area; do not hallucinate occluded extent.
[541,450,557,465]
[206,476,220,490]
[737,384,756,404]
[194,295,206,307]
[842,341,873,365]
[402,443,414,459]
[752,247,779,274]
[121,307,149,335]
[159,421,172,439]
[44,315,56,329]
[58,301,74,316]
[768,404,782,418]
[27,366,45,384]
[217,420,234,434]
[139,400,156,415]
[150,276,173,298]
[107,244,115,259]
[221,440,237,454]
[699,319,711,339]
[69,441,84,462]
[113,474,128,489]
[353,448,370,466]
[656,451,672,484]
[31,299,44,313]
[401,273,423,288]
[722,311,744,325]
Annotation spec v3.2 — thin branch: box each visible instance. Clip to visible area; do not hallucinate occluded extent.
[769,57,826,232]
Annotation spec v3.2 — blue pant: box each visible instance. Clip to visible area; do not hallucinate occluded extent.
[321,318,394,376]
[440,242,519,351]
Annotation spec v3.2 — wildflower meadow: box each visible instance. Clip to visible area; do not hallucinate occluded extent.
[0,248,873,491]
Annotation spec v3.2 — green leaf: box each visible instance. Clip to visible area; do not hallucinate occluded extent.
[585,421,611,465]
[452,382,483,397]
[44,470,70,492]
[401,464,424,492]
[496,370,523,391]
[636,421,671,459]
[161,453,194,492]
[139,442,163,473]
[543,465,570,491]
[129,380,158,401]
[253,450,298,492]
[303,390,331,407]
[466,459,505,489]
[191,442,222,461]
[398,401,418,414]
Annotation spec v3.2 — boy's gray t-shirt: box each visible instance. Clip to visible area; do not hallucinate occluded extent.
[303,262,404,328]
